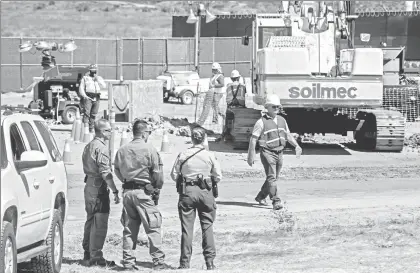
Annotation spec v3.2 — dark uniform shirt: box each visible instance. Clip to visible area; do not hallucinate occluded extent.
[114,138,164,189]
[82,137,111,178]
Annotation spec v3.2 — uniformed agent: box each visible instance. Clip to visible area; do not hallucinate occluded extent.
[216,69,247,142]
[170,126,222,270]
[247,94,302,210]
[79,64,106,133]
[81,119,120,267]
[114,120,168,271]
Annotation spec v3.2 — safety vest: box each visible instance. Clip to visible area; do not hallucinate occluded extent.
[226,82,246,107]
[210,74,224,93]
[258,115,288,152]
[81,76,101,93]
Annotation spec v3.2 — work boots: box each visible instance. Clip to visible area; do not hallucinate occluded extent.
[206,261,216,270]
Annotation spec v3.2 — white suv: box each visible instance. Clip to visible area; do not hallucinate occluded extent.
[1,110,68,273]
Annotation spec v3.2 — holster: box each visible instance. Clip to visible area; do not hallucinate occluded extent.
[211,177,219,198]
[176,174,186,195]
[197,174,209,190]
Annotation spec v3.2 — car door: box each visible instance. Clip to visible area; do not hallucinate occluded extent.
[20,121,53,230]
[7,122,49,247]
[33,120,67,220]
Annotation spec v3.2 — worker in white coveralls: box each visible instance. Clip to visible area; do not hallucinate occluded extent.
[196,62,225,125]
[247,94,302,210]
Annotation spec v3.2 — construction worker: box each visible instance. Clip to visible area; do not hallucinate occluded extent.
[114,120,168,271]
[79,64,106,133]
[216,70,247,142]
[170,126,222,270]
[81,119,120,268]
[197,62,225,125]
[247,94,302,210]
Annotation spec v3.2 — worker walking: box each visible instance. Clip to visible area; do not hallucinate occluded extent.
[216,70,247,142]
[81,119,120,267]
[170,126,222,270]
[247,94,302,210]
[197,62,225,125]
[114,120,168,271]
[79,64,106,133]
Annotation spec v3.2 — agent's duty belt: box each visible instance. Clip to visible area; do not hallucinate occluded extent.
[122,181,147,190]
[184,178,211,186]
[86,92,100,98]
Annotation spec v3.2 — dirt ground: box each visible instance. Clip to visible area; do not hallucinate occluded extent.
[4,92,420,272]
[45,121,419,273]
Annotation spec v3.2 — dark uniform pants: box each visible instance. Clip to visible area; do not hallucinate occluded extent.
[82,177,110,261]
[256,149,283,204]
[178,185,217,266]
[121,189,165,267]
[81,96,100,132]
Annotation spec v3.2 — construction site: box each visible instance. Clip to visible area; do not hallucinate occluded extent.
[1,1,420,273]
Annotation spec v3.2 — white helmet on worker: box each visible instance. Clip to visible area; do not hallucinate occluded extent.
[264,94,281,108]
[230,70,241,78]
[88,64,98,71]
[211,62,221,70]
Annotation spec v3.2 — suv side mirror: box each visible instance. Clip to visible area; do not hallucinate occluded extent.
[242,36,249,46]
[15,150,48,172]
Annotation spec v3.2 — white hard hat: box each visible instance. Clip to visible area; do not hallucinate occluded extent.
[264,94,281,107]
[231,70,240,78]
[212,62,221,70]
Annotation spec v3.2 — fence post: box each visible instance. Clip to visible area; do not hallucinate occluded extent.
[212,37,215,64]
[141,38,144,80]
[137,38,141,80]
[116,37,119,80]
[95,39,99,69]
[120,38,124,81]
[233,37,237,70]
[19,37,23,89]
[165,38,168,71]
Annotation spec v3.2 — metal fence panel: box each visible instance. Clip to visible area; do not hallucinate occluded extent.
[98,39,117,65]
[122,65,139,80]
[22,66,42,89]
[72,39,97,65]
[143,65,165,80]
[143,39,166,64]
[1,66,20,93]
[234,37,252,62]
[199,38,214,63]
[1,38,20,64]
[167,38,192,64]
[214,37,235,63]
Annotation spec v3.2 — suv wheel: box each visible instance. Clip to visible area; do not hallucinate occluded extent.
[31,209,63,273]
[181,90,194,105]
[1,222,17,273]
[61,106,78,125]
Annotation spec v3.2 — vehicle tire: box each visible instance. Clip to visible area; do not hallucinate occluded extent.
[61,106,78,125]
[181,90,194,105]
[0,221,17,273]
[30,209,63,273]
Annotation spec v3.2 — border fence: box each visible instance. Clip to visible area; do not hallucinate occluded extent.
[0,36,250,93]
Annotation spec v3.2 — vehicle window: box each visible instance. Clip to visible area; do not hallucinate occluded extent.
[21,121,43,152]
[10,124,27,161]
[1,126,8,169]
[34,121,62,162]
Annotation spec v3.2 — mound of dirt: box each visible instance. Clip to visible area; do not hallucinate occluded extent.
[404,133,420,148]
